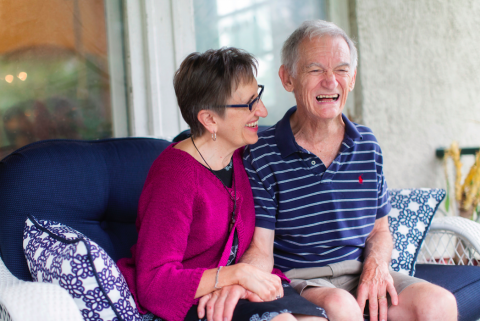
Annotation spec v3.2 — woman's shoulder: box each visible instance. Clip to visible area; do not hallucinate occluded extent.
[147,143,200,181]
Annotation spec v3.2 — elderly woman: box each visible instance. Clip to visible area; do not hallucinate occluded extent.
[118,48,328,321]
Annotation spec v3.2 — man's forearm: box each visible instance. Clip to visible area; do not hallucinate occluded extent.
[364,232,392,266]
[363,216,393,267]
[239,227,276,273]
[239,243,274,273]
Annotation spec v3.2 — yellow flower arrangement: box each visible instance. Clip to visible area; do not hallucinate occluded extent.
[444,142,480,219]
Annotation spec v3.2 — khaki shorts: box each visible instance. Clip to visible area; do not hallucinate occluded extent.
[284,260,426,303]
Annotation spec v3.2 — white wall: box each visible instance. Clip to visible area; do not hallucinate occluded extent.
[355,0,480,188]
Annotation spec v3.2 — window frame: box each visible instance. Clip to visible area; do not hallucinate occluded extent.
[121,0,194,140]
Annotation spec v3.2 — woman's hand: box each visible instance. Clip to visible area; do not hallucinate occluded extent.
[197,285,262,321]
[195,263,283,299]
[228,263,283,302]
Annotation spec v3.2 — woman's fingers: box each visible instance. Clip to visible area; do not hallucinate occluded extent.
[221,286,244,321]
[213,290,227,321]
[206,292,220,321]
[198,282,281,321]
[244,291,264,302]
[233,263,284,302]
[197,293,212,319]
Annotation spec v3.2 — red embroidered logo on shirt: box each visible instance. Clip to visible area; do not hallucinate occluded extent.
[358,175,363,184]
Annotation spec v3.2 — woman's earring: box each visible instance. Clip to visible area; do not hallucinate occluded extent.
[212,131,217,141]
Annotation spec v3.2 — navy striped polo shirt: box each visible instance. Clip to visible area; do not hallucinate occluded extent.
[243,107,391,272]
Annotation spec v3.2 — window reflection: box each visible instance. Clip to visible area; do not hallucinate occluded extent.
[194,0,327,125]
[0,0,115,159]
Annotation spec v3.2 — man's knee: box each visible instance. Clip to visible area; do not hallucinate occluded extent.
[393,283,457,321]
[302,287,362,321]
[272,313,297,321]
[319,288,358,310]
[416,284,457,319]
[271,313,297,321]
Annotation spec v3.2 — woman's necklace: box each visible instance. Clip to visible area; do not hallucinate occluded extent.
[191,136,236,231]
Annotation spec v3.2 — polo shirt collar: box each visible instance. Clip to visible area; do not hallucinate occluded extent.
[275,106,363,158]
[344,113,363,144]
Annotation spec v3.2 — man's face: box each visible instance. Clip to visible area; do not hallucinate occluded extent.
[284,35,356,120]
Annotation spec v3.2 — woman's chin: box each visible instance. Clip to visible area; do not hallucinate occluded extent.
[244,133,259,146]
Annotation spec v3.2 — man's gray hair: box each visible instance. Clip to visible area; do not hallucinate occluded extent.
[281,20,358,76]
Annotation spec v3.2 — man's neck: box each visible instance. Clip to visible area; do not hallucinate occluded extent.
[290,108,345,168]
[291,108,345,144]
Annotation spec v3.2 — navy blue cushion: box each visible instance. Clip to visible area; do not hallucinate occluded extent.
[0,138,170,281]
[415,264,480,321]
[172,126,270,143]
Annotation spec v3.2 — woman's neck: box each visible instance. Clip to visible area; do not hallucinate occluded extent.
[175,133,236,170]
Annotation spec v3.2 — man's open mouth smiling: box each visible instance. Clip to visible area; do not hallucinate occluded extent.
[316,94,340,102]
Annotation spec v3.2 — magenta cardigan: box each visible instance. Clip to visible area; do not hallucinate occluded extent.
[117,144,286,321]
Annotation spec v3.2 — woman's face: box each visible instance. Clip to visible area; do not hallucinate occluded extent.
[216,79,268,149]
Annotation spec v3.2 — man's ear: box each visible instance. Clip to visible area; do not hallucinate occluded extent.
[278,65,295,92]
[197,110,218,135]
[349,69,357,92]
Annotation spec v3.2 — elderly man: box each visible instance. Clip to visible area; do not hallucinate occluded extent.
[241,20,457,321]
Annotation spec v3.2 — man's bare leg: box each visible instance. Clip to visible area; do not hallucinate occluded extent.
[294,314,328,321]
[388,282,457,321]
[301,287,363,321]
[271,313,327,321]
[271,313,297,321]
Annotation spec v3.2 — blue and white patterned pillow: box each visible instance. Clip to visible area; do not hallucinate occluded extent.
[388,188,446,276]
[23,215,142,321]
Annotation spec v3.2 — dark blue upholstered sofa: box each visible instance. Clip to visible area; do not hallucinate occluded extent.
[1,137,480,320]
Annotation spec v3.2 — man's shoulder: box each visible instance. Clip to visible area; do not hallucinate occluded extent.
[353,122,374,134]
[350,122,382,146]
[257,124,277,140]
[243,125,284,176]
[245,125,278,156]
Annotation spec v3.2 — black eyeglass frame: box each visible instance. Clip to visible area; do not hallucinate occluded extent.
[221,85,264,111]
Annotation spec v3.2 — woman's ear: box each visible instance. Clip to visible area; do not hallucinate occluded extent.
[197,110,218,135]
[279,65,295,92]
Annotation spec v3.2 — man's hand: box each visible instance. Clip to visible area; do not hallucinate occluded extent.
[233,263,283,301]
[356,258,398,321]
[357,216,398,321]
[197,285,263,321]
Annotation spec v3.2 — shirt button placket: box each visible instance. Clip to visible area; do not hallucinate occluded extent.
[309,157,323,176]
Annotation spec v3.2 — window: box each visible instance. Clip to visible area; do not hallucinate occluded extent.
[0,0,127,159]
[194,0,327,125]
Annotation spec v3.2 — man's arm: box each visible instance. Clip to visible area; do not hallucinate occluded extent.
[356,215,398,321]
[239,227,275,273]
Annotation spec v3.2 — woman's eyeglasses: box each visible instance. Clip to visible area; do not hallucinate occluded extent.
[222,85,264,111]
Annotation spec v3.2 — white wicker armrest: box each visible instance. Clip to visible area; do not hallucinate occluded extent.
[430,216,480,252]
[0,256,82,321]
[418,216,480,265]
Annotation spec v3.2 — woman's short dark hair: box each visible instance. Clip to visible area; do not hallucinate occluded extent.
[173,47,258,137]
